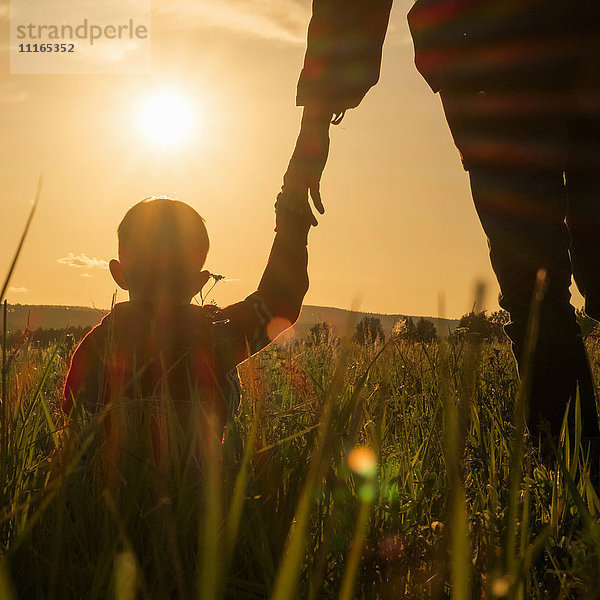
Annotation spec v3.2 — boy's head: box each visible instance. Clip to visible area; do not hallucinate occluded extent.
[109,197,210,302]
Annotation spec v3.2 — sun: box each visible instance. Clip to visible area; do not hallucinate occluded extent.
[139,92,194,144]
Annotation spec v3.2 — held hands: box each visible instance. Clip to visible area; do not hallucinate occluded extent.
[279,105,334,226]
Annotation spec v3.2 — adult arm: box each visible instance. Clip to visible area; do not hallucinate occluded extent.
[283,0,394,220]
[296,0,394,111]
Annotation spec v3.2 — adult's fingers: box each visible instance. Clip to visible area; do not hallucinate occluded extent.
[310,184,325,215]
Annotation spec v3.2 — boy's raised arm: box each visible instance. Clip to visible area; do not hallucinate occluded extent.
[216,194,312,366]
[256,196,312,325]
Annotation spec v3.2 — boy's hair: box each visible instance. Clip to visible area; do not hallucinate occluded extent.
[118,197,209,297]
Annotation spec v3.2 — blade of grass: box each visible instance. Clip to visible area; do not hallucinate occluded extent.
[338,479,375,600]
[1,299,8,493]
[505,269,546,580]
[0,175,42,303]
[268,399,334,600]
[0,557,17,600]
[268,350,349,600]
[198,413,224,600]
[255,424,319,455]
[30,346,61,450]
[2,299,7,417]
[440,337,472,600]
[224,404,262,564]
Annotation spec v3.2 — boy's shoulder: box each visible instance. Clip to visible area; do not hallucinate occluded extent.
[107,300,221,323]
[79,301,224,353]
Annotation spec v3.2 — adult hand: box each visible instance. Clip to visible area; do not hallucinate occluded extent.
[281,105,334,226]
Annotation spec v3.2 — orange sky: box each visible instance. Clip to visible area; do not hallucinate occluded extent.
[0,0,587,318]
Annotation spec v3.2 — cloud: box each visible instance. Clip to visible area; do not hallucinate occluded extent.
[156,1,410,48]
[81,273,93,278]
[8,286,28,293]
[156,0,310,45]
[58,253,109,270]
[0,90,27,103]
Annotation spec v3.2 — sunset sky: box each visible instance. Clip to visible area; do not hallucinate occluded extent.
[0,0,586,318]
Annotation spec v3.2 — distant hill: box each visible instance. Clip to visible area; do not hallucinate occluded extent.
[5,304,109,331]
[290,306,458,339]
[3,304,459,338]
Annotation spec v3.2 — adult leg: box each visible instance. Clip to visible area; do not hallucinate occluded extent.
[565,108,600,442]
[440,89,599,441]
[467,166,595,440]
[567,111,600,322]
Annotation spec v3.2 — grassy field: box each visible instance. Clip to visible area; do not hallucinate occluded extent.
[1,328,600,600]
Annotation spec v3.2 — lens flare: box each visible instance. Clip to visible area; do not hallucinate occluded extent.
[348,446,377,477]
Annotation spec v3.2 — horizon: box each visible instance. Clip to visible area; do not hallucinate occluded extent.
[3,299,463,321]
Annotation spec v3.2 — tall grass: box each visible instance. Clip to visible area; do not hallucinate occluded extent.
[1,327,600,598]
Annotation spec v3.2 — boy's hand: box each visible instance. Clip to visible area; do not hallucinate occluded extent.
[275,189,314,234]
[281,105,334,226]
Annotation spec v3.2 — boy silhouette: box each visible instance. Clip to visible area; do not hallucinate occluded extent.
[63,195,311,434]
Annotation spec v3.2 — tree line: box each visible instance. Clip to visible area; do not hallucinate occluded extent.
[3,326,92,351]
[311,307,598,347]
